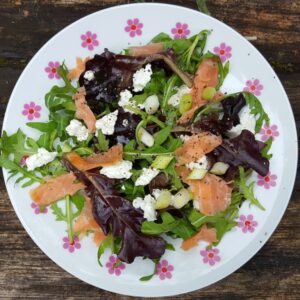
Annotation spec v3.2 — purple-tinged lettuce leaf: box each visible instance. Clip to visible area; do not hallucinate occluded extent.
[62,158,166,264]
[194,93,246,135]
[212,130,269,176]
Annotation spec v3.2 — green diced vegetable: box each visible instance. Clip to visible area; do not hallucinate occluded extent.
[172,188,192,209]
[179,94,192,113]
[202,86,216,101]
[187,168,207,180]
[151,155,174,169]
[210,162,229,175]
[155,190,172,209]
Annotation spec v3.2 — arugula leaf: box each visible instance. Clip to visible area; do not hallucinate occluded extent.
[74,147,94,156]
[96,130,109,152]
[237,167,265,210]
[180,30,210,73]
[142,212,195,240]
[153,126,172,146]
[26,121,57,133]
[162,74,180,112]
[164,159,184,190]
[144,68,168,95]
[45,64,77,140]
[0,129,38,163]
[37,130,57,151]
[97,233,113,267]
[151,32,172,43]
[66,195,74,244]
[70,193,85,218]
[139,258,159,281]
[261,137,273,160]
[243,92,270,133]
[50,202,67,221]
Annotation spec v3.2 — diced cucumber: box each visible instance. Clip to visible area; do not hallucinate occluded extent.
[172,188,191,209]
[179,94,192,114]
[210,162,229,175]
[155,190,172,209]
[202,87,216,101]
[138,128,154,147]
[151,155,174,169]
[187,168,207,180]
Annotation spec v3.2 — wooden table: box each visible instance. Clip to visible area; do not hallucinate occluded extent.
[0,0,299,298]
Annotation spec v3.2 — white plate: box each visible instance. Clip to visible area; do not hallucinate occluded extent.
[3,3,297,297]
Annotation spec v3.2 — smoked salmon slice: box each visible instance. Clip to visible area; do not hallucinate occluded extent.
[30,173,85,206]
[74,195,106,245]
[73,87,96,133]
[175,132,222,165]
[67,57,90,80]
[176,167,232,216]
[128,43,164,56]
[65,144,123,171]
[181,224,217,251]
[178,58,219,124]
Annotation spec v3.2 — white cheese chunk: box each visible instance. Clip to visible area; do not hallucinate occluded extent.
[133,194,157,221]
[100,160,132,179]
[118,89,133,112]
[168,85,191,107]
[179,134,191,142]
[26,148,57,171]
[135,167,159,186]
[133,64,152,92]
[227,105,256,138]
[186,155,208,170]
[139,128,154,147]
[66,119,89,141]
[83,70,95,81]
[95,110,118,135]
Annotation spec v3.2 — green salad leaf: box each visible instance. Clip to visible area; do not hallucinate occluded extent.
[261,137,273,160]
[237,167,265,210]
[243,92,270,133]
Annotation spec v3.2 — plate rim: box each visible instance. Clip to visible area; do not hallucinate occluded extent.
[2,3,298,297]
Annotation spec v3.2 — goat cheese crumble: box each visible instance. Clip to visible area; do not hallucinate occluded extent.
[26,148,57,171]
[83,70,95,81]
[227,105,256,138]
[133,64,152,92]
[186,155,208,170]
[133,194,157,221]
[95,110,118,135]
[168,85,191,107]
[135,167,159,186]
[66,119,89,141]
[118,89,133,112]
[100,160,132,179]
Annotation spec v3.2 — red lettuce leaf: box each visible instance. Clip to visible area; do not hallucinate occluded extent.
[194,93,246,135]
[62,158,166,263]
[211,130,269,176]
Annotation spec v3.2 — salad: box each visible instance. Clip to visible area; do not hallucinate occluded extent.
[0,29,272,280]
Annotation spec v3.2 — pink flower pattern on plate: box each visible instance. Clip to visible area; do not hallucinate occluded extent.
[62,236,81,253]
[243,79,263,96]
[106,255,126,276]
[81,31,99,51]
[156,259,174,280]
[45,61,60,79]
[200,248,221,266]
[257,172,277,189]
[22,102,41,120]
[213,42,232,63]
[260,124,279,141]
[31,202,48,215]
[238,214,258,233]
[171,22,190,39]
[124,18,143,37]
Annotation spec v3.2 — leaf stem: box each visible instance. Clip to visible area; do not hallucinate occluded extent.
[65,196,74,244]
[124,151,174,157]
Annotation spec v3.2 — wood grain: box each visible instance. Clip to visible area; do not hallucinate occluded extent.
[0,0,299,299]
